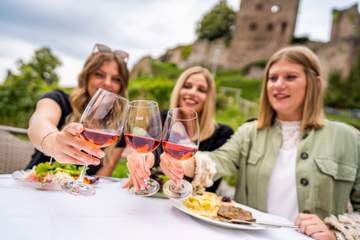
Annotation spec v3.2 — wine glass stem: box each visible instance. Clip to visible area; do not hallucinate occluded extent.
[141,153,149,185]
[78,164,88,183]
[171,179,181,190]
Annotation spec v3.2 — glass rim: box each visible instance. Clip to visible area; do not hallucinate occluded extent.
[95,88,129,103]
[129,99,159,108]
[168,107,198,121]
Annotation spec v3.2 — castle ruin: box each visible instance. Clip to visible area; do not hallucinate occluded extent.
[226,0,299,69]
[131,1,360,81]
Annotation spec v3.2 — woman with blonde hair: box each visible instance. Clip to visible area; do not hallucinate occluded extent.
[124,66,233,193]
[134,47,359,239]
[27,43,129,176]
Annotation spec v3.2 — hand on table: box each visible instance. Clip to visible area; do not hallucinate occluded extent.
[295,213,336,240]
[122,151,155,192]
[159,152,184,186]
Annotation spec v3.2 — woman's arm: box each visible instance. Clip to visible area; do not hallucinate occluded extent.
[28,98,104,165]
[28,98,62,152]
[323,132,360,240]
[160,122,255,189]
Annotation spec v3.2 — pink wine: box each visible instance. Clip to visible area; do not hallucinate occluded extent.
[125,133,160,153]
[80,128,119,148]
[162,141,197,161]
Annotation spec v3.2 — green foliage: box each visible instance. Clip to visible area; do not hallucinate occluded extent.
[196,0,236,42]
[332,10,341,24]
[326,112,360,129]
[181,44,193,60]
[216,70,262,101]
[128,77,175,110]
[150,60,182,80]
[241,60,267,76]
[325,50,360,109]
[112,159,129,178]
[216,105,253,130]
[0,47,62,128]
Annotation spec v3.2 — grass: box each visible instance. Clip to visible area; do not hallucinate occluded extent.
[326,112,360,129]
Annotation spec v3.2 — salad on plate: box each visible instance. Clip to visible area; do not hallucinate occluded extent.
[12,161,99,190]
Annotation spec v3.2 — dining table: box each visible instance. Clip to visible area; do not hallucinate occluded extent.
[0,174,311,240]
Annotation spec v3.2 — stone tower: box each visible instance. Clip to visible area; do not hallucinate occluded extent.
[331,3,360,41]
[226,0,300,69]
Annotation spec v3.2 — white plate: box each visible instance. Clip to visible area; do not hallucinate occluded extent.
[12,170,62,191]
[12,170,102,191]
[171,199,293,230]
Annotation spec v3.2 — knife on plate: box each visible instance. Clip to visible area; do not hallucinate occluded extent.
[228,219,298,229]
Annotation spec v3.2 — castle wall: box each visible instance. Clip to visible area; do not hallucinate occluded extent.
[312,40,356,82]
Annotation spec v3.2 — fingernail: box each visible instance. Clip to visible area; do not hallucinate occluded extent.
[97,151,105,158]
[76,125,83,131]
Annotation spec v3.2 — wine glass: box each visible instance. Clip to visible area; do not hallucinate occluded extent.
[63,88,129,196]
[162,108,199,199]
[125,100,162,196]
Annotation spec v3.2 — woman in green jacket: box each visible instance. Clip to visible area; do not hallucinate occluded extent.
[127,46,360,240]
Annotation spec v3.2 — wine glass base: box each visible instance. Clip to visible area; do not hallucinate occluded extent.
[163,179,192,199]
[62,180,96,196]
[130,179,160,197]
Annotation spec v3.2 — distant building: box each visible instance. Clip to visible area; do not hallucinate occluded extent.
[226,0,299,69]
[131,1,360,81]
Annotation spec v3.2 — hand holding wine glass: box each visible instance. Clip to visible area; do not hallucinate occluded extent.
[124,100,162,196]
[161,107,199,199]
[63,88,129,196]
[41,122,104,166]
[122,151,155,191]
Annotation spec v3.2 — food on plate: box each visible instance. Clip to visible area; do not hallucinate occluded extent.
[183,192,225,217]
[217,205,255,222]
[23,161,98,186]
[182,192,256,223]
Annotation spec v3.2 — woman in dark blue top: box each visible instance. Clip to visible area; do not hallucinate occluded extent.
[26,43,129,176]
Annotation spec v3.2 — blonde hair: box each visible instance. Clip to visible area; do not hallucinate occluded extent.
[258,46,325,131]
[68,51,129,123]
[170,66,216,141]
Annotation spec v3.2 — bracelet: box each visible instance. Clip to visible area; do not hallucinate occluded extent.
[40,130,58,155]
[335,231,345,240]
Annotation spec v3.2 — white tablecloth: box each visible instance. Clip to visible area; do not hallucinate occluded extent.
[0,175,311,240]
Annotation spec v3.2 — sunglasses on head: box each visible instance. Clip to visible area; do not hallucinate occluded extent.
[92,43,129,64]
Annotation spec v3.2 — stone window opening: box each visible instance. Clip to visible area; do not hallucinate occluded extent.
[267,23,274,31]
[249,22,257,31]
[281,21,287,33]
[255,3,263,11]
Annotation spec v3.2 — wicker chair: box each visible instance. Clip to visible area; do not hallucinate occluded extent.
[0,127,34,174]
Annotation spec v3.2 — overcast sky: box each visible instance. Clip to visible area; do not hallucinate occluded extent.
[0,0,359,86]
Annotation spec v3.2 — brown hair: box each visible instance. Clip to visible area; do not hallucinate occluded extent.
[68,51,129,123]
[258,46,325,131]
[170,66,216,141]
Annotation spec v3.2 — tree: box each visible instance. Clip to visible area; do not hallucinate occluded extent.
[196,0,236,42]
[0,47,62,127]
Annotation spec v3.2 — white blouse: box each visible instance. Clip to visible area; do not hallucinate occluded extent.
[267,120,300,221]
